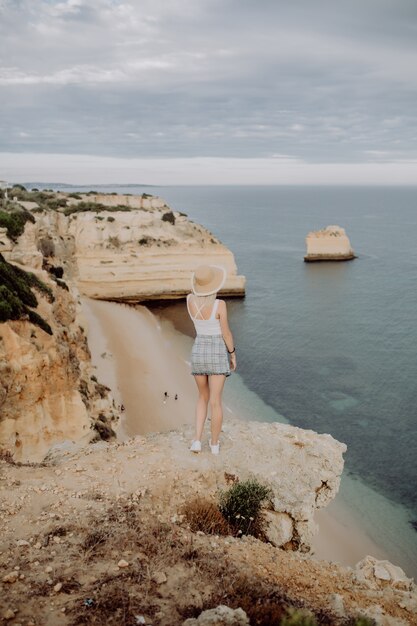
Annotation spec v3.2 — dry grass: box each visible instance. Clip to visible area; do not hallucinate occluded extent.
[1,496,374,626]
[67,500,344,626]
[181,496,233,536]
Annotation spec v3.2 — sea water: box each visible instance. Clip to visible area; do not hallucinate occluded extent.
[52,183,417,576]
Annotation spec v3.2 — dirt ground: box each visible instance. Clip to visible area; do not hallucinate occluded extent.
[1,434,416,626]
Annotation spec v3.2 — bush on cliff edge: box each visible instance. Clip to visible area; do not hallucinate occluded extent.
[0,254,53,334]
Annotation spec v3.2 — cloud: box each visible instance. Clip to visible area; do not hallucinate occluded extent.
[1,152,417,186]
[0,0,416,180]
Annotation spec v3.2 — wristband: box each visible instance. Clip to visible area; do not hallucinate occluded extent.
[228,347,236,354]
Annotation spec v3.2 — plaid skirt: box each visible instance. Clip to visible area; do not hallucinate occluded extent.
[191,334,231,377]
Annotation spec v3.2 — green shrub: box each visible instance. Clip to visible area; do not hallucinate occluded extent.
[0,207,35,241]
[0,253,53,334]
[219,478,273,538]
[107,216,115,222]
[64,202,132,216]
[161,211,175,225]
[68,192,82,199]
[279,608,317,626]
[43,197,67,210]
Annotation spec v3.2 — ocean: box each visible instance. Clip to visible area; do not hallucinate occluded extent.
[53,183,417,576]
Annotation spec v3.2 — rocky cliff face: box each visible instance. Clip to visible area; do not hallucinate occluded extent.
[1,191,246,301]
[304,225,356,262]
[0,189,245,461]
[0,259,119,462]
[67,208,245,301]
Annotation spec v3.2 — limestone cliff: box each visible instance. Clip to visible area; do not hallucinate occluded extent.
[304,225,356,262]
[0,257,119,462]
[0,188,244,461]
[1,189,246,300]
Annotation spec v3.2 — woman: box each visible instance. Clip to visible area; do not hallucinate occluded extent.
[186,264,236,455]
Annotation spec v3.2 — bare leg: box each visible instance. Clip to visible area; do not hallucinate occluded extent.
[193,375,209,441]
[209,375,226,445]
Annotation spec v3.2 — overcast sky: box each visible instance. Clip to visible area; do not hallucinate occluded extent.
[1,0,417,184]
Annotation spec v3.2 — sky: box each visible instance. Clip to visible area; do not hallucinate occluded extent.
[1,0,417,185]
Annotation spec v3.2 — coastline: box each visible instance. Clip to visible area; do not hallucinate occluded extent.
[80,296,408,574]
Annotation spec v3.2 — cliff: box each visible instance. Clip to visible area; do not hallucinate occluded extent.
[0,187,245,460]
[0,254,119,462]
[1,189,246,301]
[1,430,415,625]
[304,225,356,262]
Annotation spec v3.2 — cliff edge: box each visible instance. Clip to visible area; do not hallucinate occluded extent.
[1,188,246,301]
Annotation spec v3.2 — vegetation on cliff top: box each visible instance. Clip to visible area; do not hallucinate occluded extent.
[0,202,35,241]
[0,253,53,334]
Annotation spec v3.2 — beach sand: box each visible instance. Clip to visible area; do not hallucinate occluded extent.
[81,297,392,570]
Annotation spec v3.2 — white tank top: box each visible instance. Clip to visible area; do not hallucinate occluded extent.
[187,294,222,335]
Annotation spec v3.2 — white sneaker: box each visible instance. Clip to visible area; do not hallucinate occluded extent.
[190,440,202,453]
[209,440,220,455]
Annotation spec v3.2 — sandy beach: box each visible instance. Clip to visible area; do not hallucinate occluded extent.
[81,296,394,571]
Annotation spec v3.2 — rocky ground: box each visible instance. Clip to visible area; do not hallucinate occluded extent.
[1,425,416,626]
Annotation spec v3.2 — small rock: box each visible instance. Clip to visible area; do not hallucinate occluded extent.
[182,605,250,625]
[54,582,63,592]
[45,566,53,573]
[117,559,129,568]
[3,609,15,620]
[328,593,345,618]
[16,539,30,547]
[55,469,62,476]
[2,571,18,583]
[152,571,167,585]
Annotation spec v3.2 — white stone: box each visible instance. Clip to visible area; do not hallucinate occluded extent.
[117,559,129,568]
[355,555,414,591]
[182,605,250,625]
[152,571,167,584]
[263,510,294,547]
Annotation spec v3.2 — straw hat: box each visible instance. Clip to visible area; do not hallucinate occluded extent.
[191,264,226,296]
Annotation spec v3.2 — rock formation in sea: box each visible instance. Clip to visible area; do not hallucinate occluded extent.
[304,225,356,262]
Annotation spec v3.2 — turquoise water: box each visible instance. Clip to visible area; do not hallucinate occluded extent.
[53,183,417,575]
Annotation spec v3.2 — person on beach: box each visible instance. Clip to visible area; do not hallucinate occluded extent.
[186,264,236,455]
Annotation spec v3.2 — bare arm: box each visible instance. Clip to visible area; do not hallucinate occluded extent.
[218,300,237,370]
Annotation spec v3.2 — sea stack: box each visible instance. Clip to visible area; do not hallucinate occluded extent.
[304,225,356,262]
